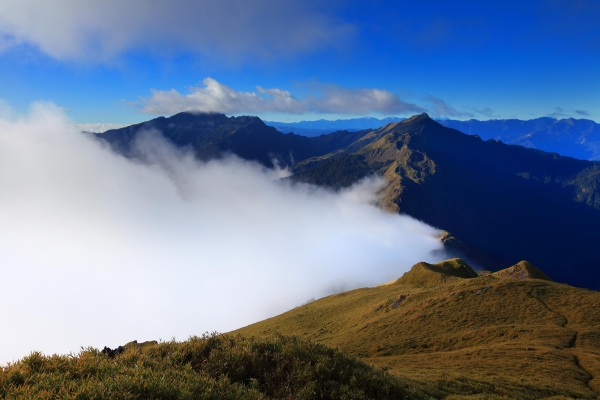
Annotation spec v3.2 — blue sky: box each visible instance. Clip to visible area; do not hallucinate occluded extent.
[0,0,599,124]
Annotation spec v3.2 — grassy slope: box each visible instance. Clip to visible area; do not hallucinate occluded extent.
[3,262,597,399]
[0,334,430,400]
[236,261,600,399]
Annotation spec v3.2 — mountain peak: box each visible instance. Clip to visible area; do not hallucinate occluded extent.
[377,113,433,132]
[491,260,552,281]
[403,113,432,123]
[173,111,265,126]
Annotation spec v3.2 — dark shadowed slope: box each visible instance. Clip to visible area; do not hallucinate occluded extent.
[292,114,600,289]
[98,112,600,289]
[99,112,367,168]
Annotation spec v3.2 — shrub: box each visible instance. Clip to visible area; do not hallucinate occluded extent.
[0,333,430,399]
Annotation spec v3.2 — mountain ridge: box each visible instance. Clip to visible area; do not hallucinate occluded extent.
[266,115,600,161]
[98,112,600,290]
[100,111,369,168]
[290,114,600,288]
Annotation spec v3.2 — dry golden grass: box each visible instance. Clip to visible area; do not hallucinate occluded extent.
[492,260,552,281]
[392,258,479,287]
[236,260,600,399]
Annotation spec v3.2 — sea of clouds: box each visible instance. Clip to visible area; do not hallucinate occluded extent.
[0,102,444,364]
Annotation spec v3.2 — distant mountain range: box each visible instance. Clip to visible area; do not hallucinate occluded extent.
[267,116,600,161]
[266,117,405,137]
[439,117,600,161]
[99,112,600,290]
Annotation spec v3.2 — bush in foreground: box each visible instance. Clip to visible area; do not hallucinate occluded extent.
[0,333,429,399]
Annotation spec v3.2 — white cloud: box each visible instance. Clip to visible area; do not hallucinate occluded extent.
[0,0,352,62]
[425,95,474,118]
[141,78,425,115]
[0,102,443,364]
[75,123,128,133]
[473,107,500,119]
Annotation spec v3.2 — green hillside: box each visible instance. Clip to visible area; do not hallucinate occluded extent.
[0,335,429,400]
[237,259,600,399]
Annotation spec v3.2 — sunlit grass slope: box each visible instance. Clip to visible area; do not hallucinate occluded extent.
[0,334,430,400]
[237,259,600,399]
[491,260,551,281]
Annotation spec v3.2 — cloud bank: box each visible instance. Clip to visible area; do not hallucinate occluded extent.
[0,0,351,62]
[0,103,443,364]
[141,78,425,116]
[548,107,592,119]
[75,123,128,133]
[425,95,474,118]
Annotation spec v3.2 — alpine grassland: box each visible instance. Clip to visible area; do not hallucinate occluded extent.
[0,334,429,399]
[237,260,600,399]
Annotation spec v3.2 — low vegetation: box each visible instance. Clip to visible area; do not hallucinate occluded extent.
[0,334,429,399]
